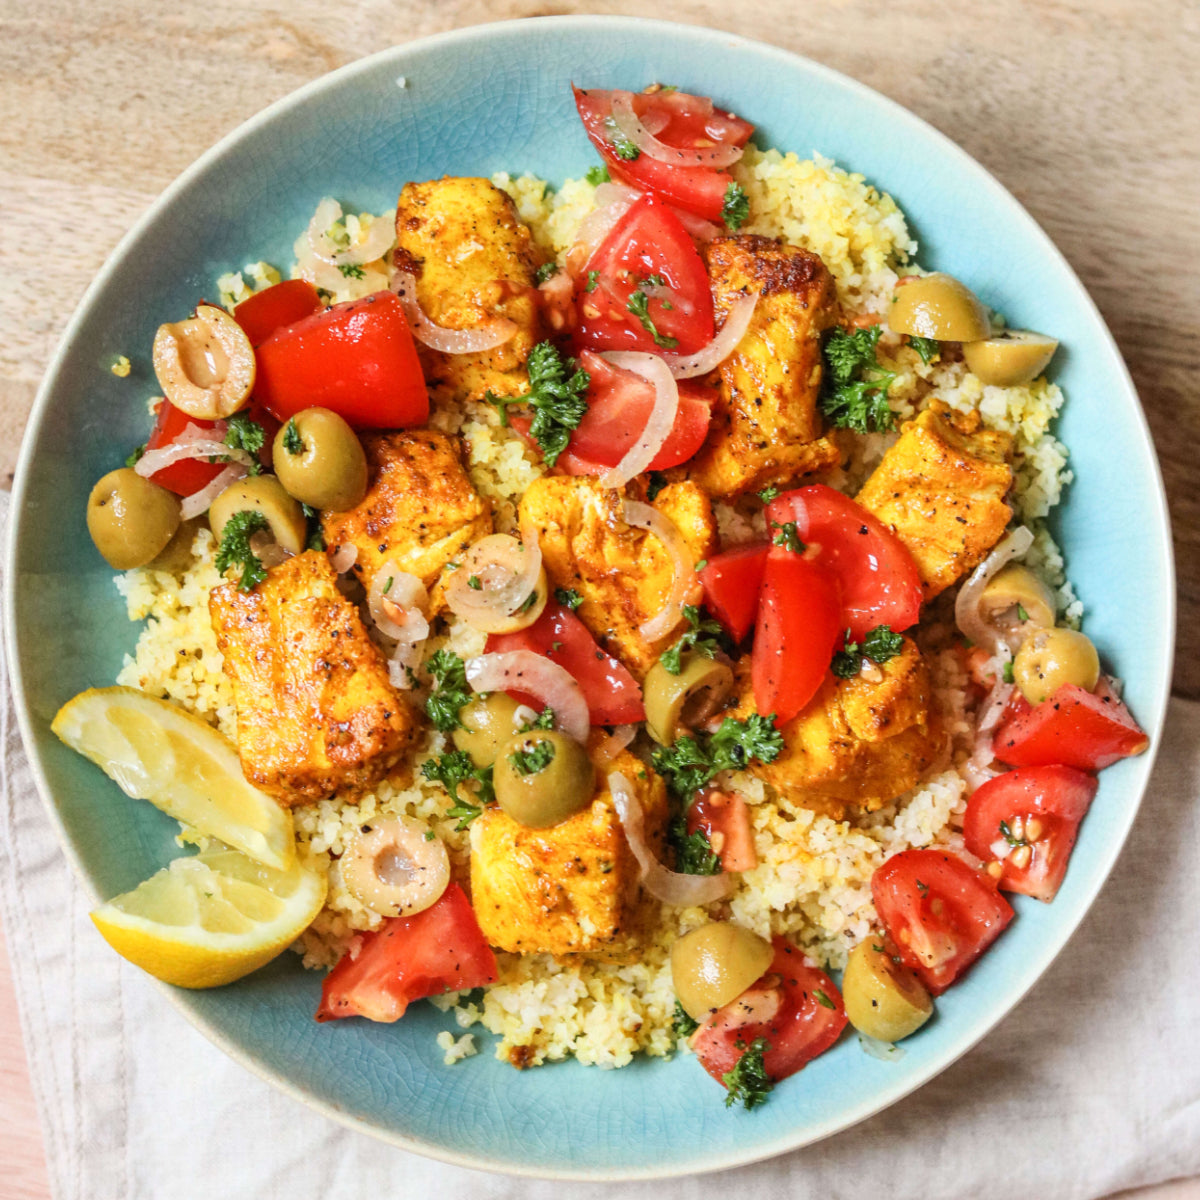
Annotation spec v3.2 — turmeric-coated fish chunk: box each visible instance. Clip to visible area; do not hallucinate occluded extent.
[684,235,842,498]
[856,405,1014,599]
[321,429,492,596]
[393,177,545,406]
[209,551,417,806]
[517,476,717,680]
[469,745,667,961]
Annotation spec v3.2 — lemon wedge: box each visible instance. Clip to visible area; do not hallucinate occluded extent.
[90,849,327,988]
[51,687,294,871]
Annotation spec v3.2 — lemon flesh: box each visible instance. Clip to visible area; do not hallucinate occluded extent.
[90,849,327,988]
[51,687,294,871]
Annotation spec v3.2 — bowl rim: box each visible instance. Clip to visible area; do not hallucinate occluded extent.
[3,13,1177,1181]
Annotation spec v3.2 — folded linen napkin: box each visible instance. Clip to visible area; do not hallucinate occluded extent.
[2,489,1196,1200]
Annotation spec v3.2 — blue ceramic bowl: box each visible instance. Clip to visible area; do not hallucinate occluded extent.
[5,16,1175,1179]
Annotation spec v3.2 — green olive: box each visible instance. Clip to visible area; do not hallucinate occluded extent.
[272,407,368,511]
[670,922,774,1022]
[888,273,991,342]
[145,517,203,574]
[492,729,595,829]
[86,468,181,569]
[209,475,307,556]
[1013,626,1100,705]
[964,330,1058,387]
[452,693,523,769]
[979,564,1057,639]
[842,938,932,1042]
[644,653,735,746]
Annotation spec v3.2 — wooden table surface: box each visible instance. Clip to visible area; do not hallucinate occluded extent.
[1,1,1196,1195]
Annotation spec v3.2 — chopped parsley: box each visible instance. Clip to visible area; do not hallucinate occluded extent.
[660,604,725,675]
[626,290,679,349]
[721,181,750,232]
[486,341,590,468]
[214,511,269,590]
[585,269,600,293]
[1017,604,1030,623]
[124,444,145,469]
[830,625,905,678]
[534,262,559,285]
[673,1000,700,1038]
[756,485,779,503]
[723,1037,773,1111]
[770,520,805,554]
[420,750,493,830]
[508,737,555,776]
[555,587,584,611]
[224,413,266,474]
[819,325,897,434]
[815,989,836,1010]
[467,575,482,590]
[908,334,939,364]
[517,589,540,613]
[337,263,365,280]
[668,815,721,875]
[1002,659,1015,684]
[641,272,667,287]
[646,471,668,501]
[519,706,556,733]
[424,649,471,732]
[999,819,1027,848]
[604,116,641,160]
[300,502,325,552]
[282,418,304,456]
[585,164,611,186]
[916,879,929,896]
[652,713,784,803]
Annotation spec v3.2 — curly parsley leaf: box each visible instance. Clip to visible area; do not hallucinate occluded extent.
[214,510,269,590]
[831,624,905,678]
[722,181,750,232]
[626,290,679,349]
[646,471,668,501]
[820,325,897,434]
[420,750,494,830]
[756,485,779,503]
[585,164,610,186]
[125,443,145,469]
[908,334,939,364]
[508,737,556,776]
[425,649,472,732]
[486,341,590,467]
[604,116,641,160]
[300,502,325,552]
[555,587,584,611]
[282,418,304,456]
[651,713,783,803]
[770,520,805,554]
[337,263,365,280]
[673,1000,700,1038]
[224,413,266,474]
[535,262,559,285]
[660,604,725,675]
[723,1037,774,1111]
[585,269,600,293]
[669,812,722,875]
[519,706,556,733]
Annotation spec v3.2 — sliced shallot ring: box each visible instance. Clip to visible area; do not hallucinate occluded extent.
[955,526,1036,656]
[307,198,395,268]
[179,462,247,520]
[597,353,679,488]
[610,91,744,169]
[609,771,732,905]
[465,651,590,743]
[391,270,517,353]
[660,292,757,379]
[368,565,430,641]
[593,723,638,767]
[568,186,639,271]
[443,528,543,632]
[623,500,695,642]
[135,436,252,478]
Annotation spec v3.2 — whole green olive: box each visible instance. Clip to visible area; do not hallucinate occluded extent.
[841,937,932,1042]
[888,273,991,342]
[670,922,774,1022]
[209,475,307,556]
[272,407,368,511]
[963,330,1058,386]
[644,652,735,746]
[1013,626,1101,705]
[492,729,595,829]
[452,692,523,769]
[86,468,181,569]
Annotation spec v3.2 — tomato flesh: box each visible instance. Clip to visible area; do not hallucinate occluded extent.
[872,849,1014,994]
[233,279,322,347]
[964,766,1098,902]
[692,939,847,1086]
[254,290,428,429]
[993,679,1149,772]
[485,601,645,726]
[698,543,769,643]
[752,548,841,725]
[687,791,757,872]
[315,883,497,1023]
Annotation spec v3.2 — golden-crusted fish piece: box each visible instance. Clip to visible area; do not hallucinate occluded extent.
[321,429,492,597]
[393,177,544,406]
[856,405,1014,599]
[469,745,667,961]
[209,550,417,806]
[683,235,842,498]
[517,476,717,680]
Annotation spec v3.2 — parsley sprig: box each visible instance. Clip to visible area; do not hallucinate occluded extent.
[626,290,678,349]
[508,737,555,776]
[722,182,750,231]
[660,604,725,675]
[668,816,722,876]
[908,334,939,364]
[224,413,265,474]
[282,418,304,456]
[652,713,784,803]
[487,341,590,468]
[555,587,584,612]
[420,750,494,830]
[830,625,905,678]
[424,649,472,732]
[820,325,898,434]
[215,511,269,590]
[673,1001,700,1038]
[723,1037,774,1110]
[770,520,805,553]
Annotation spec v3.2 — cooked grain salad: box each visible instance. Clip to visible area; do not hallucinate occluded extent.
[70,84,1148,1107]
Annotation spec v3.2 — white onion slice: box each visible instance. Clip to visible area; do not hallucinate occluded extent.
[391,270,516,353]
[465,651,589,742]
[609,772,732,905]
[671,208,723,243]
[593,723,638,767]
[307,198,395,267]
[610,92,743,168]
[597,353,679,488]
[179,463,247,520]
[568,186,639,271]
[955,526,1035,656]
[623,500,695,641]
[328,543,358,575]
[368,566,429,641]
[443,529,543,632]
[135,436,252,478]
[660,292,757,379]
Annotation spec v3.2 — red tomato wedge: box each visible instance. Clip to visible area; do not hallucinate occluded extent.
[872,849,1014,995]
[254,290,428,429]
[573,87,753,222]
[698,543,769,643]
[752,548,841,725]
[767,484,923,640]
[315,883,496,1023]
[692,939,847,1087]
[687,791,757,872]
[964,766,1098,902]
[233,279,322,347]
[993,678,1149,772]
[574,193,714,356]
[485,601,645,726]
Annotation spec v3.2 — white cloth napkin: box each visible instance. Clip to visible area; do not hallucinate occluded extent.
[2,486,1197,1200]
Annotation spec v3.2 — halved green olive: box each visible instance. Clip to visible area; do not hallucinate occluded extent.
[86,468,181,569]
[272,407,368,512]
[152,304,255,420]
[841,937,932,1042]
[452,692,523,769]
[964,330,1058,387]
[492,729,595,828]
[671,922,774,1022]
[888,273,990,342]
[979,564,1056,640]
[209,475,307,556]
[644,652,735,746]
[1013,626,1100,705]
